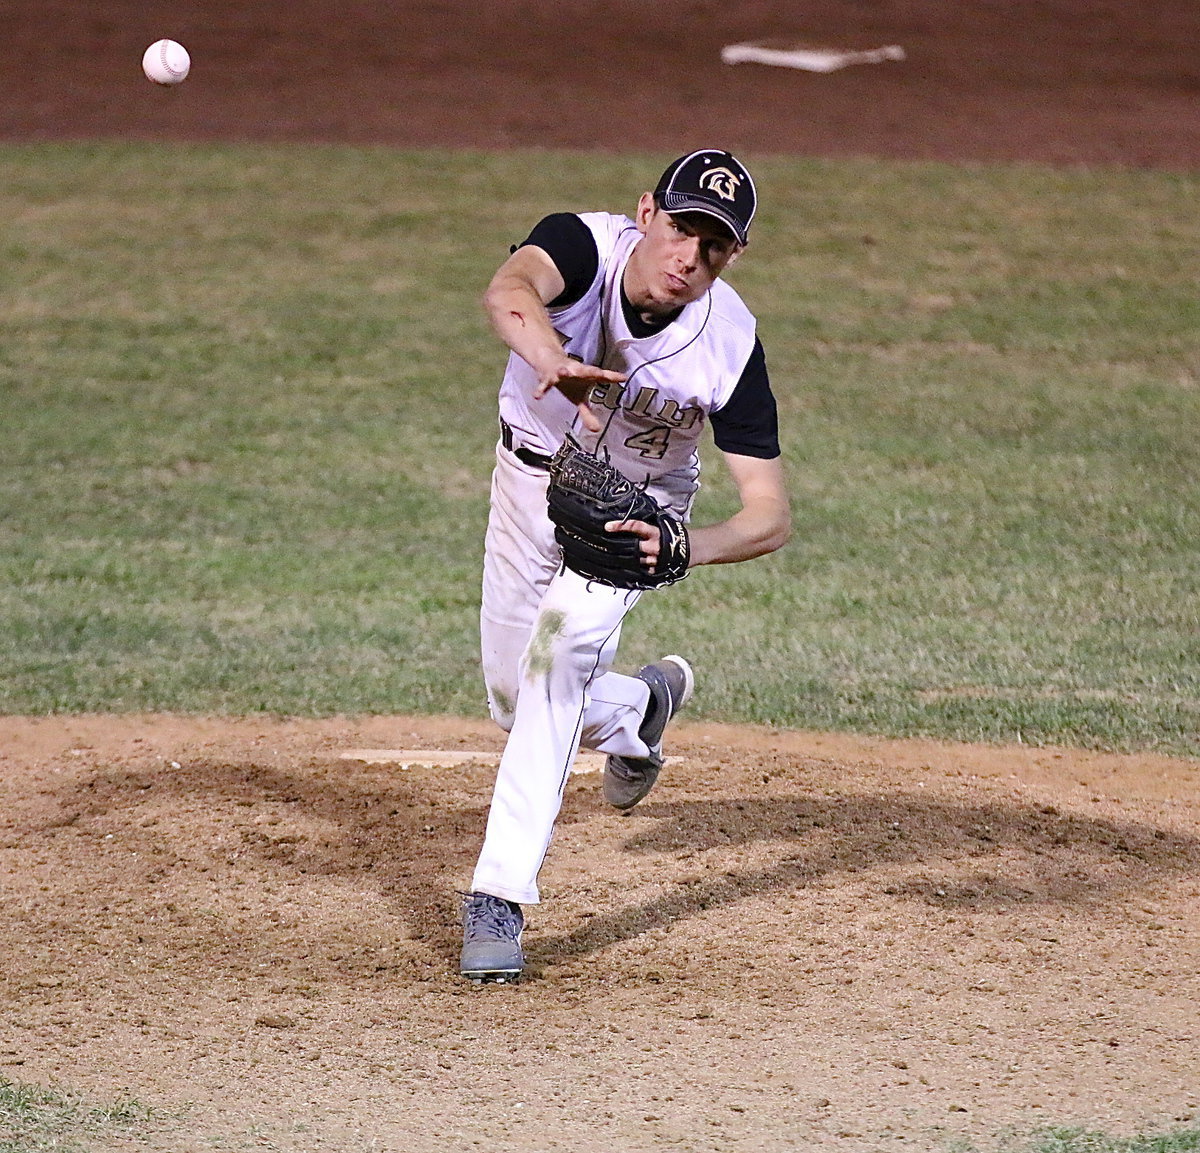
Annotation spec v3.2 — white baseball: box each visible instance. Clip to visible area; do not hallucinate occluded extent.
[142,40,191,86]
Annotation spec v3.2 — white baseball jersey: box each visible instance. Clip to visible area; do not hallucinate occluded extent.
[496,211,760,516]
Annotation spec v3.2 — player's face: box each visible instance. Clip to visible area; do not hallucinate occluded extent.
[625,193,743,316]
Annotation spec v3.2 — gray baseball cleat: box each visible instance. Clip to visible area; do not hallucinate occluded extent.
[460,891,525,984]
[603,655,694,811]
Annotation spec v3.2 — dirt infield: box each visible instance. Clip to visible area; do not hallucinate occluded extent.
[3,0,1200,167]
[4,1,1200,1149]
[3,715,1200,1150]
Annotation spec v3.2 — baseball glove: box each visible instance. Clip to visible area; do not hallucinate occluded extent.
[546,436,690,590]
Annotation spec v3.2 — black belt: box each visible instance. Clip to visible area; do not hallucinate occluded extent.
[500,419,553,471]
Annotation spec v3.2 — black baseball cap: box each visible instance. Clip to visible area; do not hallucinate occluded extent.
[654,149,757,245]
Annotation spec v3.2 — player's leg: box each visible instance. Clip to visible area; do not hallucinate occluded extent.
[479,447,558,731]
[465,447,559,981]
[471,565,641,904]
[600,654,694,810]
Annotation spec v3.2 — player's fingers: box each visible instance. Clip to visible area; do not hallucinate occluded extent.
[562,359,625,383]
[605,520,658,541]
[535,376,582,399]
[581,366,627,384]
[578,401,602,433]
[532,379,601,433]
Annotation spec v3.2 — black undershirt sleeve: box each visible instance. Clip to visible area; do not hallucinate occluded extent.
[709,339,781,459]
[518,213,599,308]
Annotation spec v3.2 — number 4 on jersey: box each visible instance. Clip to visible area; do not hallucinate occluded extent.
[625,426,672,459]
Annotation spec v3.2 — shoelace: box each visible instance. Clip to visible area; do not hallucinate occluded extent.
[463,896,521,940]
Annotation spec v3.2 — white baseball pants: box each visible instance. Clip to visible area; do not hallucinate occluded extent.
[471,444,657,904]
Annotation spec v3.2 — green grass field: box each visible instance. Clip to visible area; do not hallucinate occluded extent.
[1,143,1197,754]
[0,1075,159,1152]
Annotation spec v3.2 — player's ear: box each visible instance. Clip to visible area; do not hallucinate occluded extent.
[635,192,657,234]
[725,244,745,267]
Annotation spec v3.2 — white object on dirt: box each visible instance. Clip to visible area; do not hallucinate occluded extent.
[340,748,605,774]
[721,41,905,73]
[338,748,682,774]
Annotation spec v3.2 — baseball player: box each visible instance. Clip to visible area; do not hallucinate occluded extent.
[461,149,791,982]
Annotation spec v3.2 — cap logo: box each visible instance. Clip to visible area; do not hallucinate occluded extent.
[698,166,742,202]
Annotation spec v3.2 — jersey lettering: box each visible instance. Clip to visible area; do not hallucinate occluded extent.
[627,386,657,417]
[587,381,702,429]
[657,398,701,430]
[590,379,624,411]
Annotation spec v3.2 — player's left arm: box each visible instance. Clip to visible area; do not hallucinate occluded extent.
[683,451,791,566]
[686,336,790,566]
[607,451,790,571]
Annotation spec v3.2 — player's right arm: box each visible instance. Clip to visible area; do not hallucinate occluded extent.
[484,243,624,433]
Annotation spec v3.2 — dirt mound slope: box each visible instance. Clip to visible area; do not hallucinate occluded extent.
[2,714,1198,1150]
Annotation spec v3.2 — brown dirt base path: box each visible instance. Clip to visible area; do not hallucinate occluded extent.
[3,0,1200,168]
[2,714,1199,1151]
